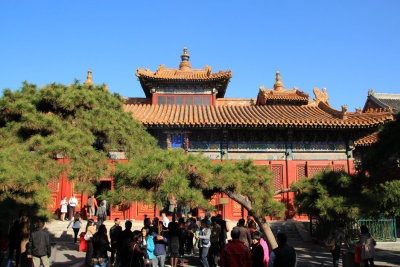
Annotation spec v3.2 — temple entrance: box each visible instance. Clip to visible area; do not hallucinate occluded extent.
[96,181,111,216]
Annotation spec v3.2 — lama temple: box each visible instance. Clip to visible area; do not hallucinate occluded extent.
[49,48,394,220]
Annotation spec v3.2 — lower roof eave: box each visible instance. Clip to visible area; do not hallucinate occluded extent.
[144,123,382,130]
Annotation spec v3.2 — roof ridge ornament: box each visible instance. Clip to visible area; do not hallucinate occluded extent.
[273,71,284,91]
[83,69,94,86]
[368,88,375,96]
[313,87,329,105]
[179,46,191,71]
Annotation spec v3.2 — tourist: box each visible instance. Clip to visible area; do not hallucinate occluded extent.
[60,196,68,221]
[92,224,110,267]
[7,216,28,267]
[19,218,31,267]
[129,230,147,267]
[87,195,98,219]
[144,217,152,231]
[109,218,122,265]
[96,201,107,228]
[178,217,187,258]
[168,194,176,216]
[186,217,198,255]
[327,223,349,267]
[259,235,270,267]
[67,212,83,243]
[168,215,180,267]
[68,194,78,220]
[153,221,168,267]
[161,212,169,229]
[248,220,257,236]
[117,220,134,267]
[152,217,160,235]
[359,225,375,267]
[216,214,229,247]
[268,232,296,267]
[233,218,252,248]
[27,221,51,267]
[195,219,211,267]
[250,231,264,267]
[208,216,221,267]
[220,228,252,267]
[85,219,96,266]
[0,231,7,266]
[140,227,155,267]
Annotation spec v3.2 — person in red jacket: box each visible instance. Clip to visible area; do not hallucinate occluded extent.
[220,228,252,267]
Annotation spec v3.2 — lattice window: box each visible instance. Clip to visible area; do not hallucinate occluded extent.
[296,165,306,180]
[170,133,184,149]
[308,166,328,178]
[271,165,282,190]
[47,179,58,191]
[334,165,345,172]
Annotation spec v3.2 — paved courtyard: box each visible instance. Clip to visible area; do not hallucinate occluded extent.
[47,239,400,267]
[2,220,399,267]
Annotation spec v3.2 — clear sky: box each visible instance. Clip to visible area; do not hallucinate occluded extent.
[1,0,399,111]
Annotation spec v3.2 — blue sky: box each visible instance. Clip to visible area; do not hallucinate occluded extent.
[1,0,399,111]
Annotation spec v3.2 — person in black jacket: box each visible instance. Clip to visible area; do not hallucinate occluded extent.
[250,231,264,267]
[117,220,134,267]
[269,232,296,267]
[27,221,51,267]
[109,218,122,265]
[92,224,111,267]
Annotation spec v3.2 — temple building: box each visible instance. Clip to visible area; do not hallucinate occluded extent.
[49,48,394,220]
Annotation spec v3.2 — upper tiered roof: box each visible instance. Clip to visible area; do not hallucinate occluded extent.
[121,49,395,130]
[136,47,232,98]
[256,71,309,105]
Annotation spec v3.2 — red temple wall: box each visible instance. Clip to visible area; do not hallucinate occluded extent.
[49,158,354,221]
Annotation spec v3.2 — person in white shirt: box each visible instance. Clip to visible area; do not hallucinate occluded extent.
[60,196,68,221]
[162,212,170,228]
[68,194,78,220]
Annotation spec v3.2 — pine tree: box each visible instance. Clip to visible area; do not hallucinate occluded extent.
[0,82,156,225]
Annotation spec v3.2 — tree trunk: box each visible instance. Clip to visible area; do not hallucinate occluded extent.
[223,190,278,250]
[251,213,278,250]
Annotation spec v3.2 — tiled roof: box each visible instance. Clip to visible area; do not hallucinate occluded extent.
[217,98,256,106]
[257,87,309,105]
[136,67,232,81]
[363,90,400,112]
[372,93,400,111]
[123,103,392,129]
[355,131,378,146]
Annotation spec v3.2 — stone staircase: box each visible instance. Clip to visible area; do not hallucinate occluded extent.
[269,221,308,245]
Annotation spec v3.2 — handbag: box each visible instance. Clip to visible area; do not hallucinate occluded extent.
[354,246,363,264]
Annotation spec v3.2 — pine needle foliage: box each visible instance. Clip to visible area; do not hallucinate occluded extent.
[113,149,285,219]
[293,171,363,223]
[0,82,156,223]
[361,112,400,181]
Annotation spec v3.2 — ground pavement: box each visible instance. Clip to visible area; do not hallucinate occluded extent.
[3,220,399,267]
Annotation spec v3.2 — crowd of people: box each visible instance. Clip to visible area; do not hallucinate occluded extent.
[2,208,376,267]
[78,213,298,267]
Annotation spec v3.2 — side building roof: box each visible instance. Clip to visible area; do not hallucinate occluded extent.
[124,101,392,129]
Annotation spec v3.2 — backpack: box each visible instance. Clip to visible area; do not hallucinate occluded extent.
[88,198,93,207]
[324,234,335,250]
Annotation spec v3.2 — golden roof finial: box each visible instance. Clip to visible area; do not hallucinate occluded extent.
[274,70,284,91]
[84,69,94,86]
[179,46,191,71]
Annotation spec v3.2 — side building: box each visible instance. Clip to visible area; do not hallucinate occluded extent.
[49,48,393,220]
